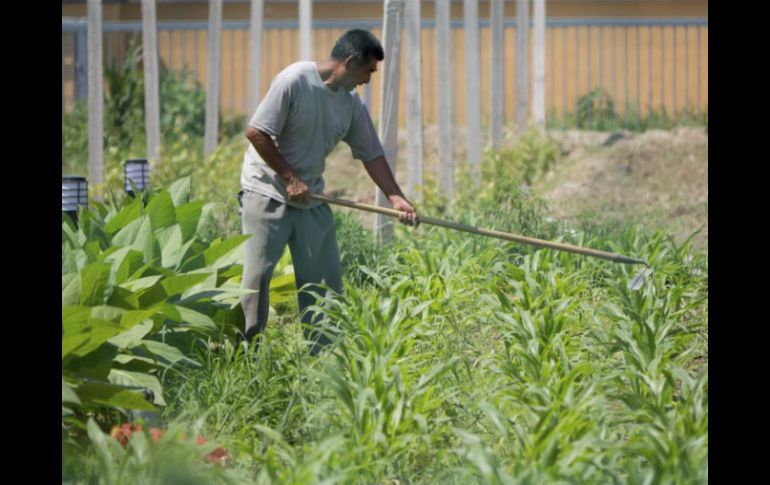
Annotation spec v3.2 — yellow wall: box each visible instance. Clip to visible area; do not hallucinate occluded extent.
[63,1,708,123]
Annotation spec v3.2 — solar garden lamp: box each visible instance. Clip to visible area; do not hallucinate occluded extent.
[62,176,88,226]
[124,159,149,197]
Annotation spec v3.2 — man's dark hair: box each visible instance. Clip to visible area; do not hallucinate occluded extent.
[330,29,384,65]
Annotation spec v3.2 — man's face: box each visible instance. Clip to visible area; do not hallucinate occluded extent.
[344,56,379,91]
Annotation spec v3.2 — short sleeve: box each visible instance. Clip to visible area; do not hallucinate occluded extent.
[343,94,385,163]
[248,69,296,137]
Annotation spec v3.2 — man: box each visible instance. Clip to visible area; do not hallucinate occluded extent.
[240,29,418,354]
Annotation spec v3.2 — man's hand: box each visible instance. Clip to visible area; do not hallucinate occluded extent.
[285,174,310,204]
[389,195,419,226]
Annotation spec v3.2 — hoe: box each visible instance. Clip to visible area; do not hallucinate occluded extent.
[309,193,654,290]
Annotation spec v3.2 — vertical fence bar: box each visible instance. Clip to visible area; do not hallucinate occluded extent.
[562,25,567,128]
[516,0,530,132]
[624,26,628,126]
[436,0,453,202]
[561,25,569,130]
[599,26,603,93]
[204,0,223,157]
[532,0,545,131]
[583,26,590,126]
[118,31,124,67]
[230,29,235,113]
[636,25,640,129]
[62,34,66,114]
[465,0,482,183]
[546,27,556,128]
[287,27,294,64]
[425,23,434,124]
[299,0,312,61]
[314,26,319,59]
[243,26,248,114]
[195,30,199,78]
[75,27,88,102]
[612,26,616,119]
[648,25,652,117]
[87,0,104,194]
[684,25,688,120]
[375,0,404,241]
[405,0,424,201]
[587,25,591,92]
[660,26,664,115]
[266,28,271,86]
[575,24,579,100]
[672,25,676,119]
[106,32,113,67]
[697,25,700,117]
[141,0,162,167]
[491,0,504,145]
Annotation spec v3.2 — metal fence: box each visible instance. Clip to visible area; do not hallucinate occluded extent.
[62,17,707,128]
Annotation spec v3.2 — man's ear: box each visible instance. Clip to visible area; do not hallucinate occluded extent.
[344,55,358,69]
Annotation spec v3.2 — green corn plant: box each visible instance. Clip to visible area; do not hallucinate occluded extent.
[251,425,358,485]
[305,281,459,481]
[616,367,708,485]
[453,429,516,485]
[472,256,606,482]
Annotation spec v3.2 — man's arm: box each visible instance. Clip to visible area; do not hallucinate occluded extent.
[245,126,309,203]
[363,156,419,225]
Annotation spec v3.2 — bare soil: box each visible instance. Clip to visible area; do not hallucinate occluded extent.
[538,127,708,249]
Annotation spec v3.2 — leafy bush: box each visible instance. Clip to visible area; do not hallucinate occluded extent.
[576,87,618,130]
[61,177,285,433]
[103,39,146,151]
[482,127,560,187]
[548,89,708,132]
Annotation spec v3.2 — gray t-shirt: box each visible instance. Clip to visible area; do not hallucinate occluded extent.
[241,61,384,208]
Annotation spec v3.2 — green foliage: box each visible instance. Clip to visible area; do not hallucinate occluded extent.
[67,192,707,483]
[62,40,246,183]
[483,127,560,187]
[549,89,708,132]
[63,418,249,485]
[103,39,146,152]
[61,177,257,431]
[333,210,382,283]
[576,88,618,130]
[63,69,706,481]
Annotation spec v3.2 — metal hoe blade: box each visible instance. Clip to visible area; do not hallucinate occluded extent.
[628,267,654,291]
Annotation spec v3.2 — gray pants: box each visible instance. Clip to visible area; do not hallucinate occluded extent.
[240,190,343,354]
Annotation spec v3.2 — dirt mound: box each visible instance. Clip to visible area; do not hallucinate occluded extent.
[538,127,708,249]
